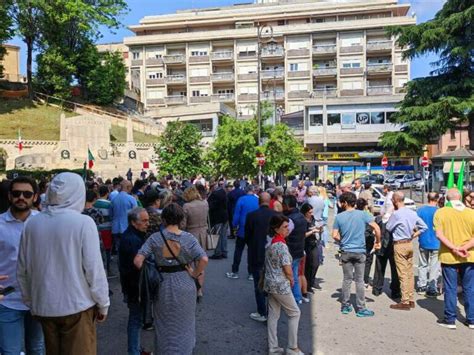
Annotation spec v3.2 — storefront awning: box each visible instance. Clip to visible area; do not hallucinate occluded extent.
[442,160,472,173]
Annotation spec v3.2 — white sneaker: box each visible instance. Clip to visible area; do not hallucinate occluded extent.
[248,274,254,281]
[269,347,284,354]
[286,348,304,355]
[301,297,310,303]
[226,272,239,279]
[249,312,267,322]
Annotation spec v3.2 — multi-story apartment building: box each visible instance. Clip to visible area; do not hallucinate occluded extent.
[0,44,24,82]
[122,0,415,160]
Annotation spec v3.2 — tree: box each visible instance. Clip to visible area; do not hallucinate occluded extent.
[0,1,13,78]
[381,0,474,153]
[207,115,259,178]
[263,123,303,176]
[155,121,205,178]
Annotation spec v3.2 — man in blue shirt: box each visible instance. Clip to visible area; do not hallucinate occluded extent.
[416,192,440,297]
[333,192,381,317]
[111,180,138,252]
[0,177,44,354]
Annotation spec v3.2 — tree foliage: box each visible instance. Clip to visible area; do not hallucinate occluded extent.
[381,0,474,153]
[155,121,205,178]
[0,1,13,78]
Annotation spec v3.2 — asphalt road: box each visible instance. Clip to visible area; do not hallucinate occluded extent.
[97,211,472,355]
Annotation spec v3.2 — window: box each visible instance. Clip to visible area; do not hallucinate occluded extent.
[217,89,234,94]
[328,113,340,125]
[340,33,362,47]
[290,83,308,91]
[289,63,299,72]
[341,113,356,128]
[132,52,140,60]
[239,86,257,95]
[342,60,361,68]
[310,114,323,126]
[356,112,370,125]
[191,50,208,56]
[148,72,163,79]
[450,129,456,140]
[190,68,208,77]
[277,20,286,26]
[190,119,213,132]
[147,91,163,99]
[370,112,385,124]
[386,111,396,122]
[341,81,362,90]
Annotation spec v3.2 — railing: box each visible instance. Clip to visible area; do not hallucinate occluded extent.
[163,54,185,64]
[211,93,235,102]
[313,67,337,76]
[367,63,393,72]
[312,88,337,97]
[165,74,186,83]
[211,72,234,81]
[312,44,337,54]
[262,92,285,100]
[367,85,393,95]
[367,40,392,51]
[165,95,187,104]
[261,69,284,79]
[261,46,285,57]
[211,51,234,60]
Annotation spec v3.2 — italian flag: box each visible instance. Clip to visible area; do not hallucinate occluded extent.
[88,148,95,169]
[18,129,23,153]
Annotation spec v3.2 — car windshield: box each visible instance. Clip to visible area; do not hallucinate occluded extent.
[395,175,405,179]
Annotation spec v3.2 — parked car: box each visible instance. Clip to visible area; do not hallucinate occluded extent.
[371,184,417,213]
[355,174,385,185]
[384,174,420,189]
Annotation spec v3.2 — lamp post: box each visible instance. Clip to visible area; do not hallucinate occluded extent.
[257,24,277,146]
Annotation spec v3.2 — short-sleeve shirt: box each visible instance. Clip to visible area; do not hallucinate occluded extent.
[434,207,474,264]
[333,209,374,253]
[264,242,293,295]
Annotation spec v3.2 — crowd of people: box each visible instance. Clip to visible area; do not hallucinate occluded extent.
[0,171,473,355]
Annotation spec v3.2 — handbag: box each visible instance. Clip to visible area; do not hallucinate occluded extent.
[138,257,162,325]
[206,215,220,250]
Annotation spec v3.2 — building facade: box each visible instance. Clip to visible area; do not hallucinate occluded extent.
[0,44,23,82]
[122,0,414,167]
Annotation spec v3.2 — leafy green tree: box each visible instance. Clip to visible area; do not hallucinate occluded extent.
[263,123,303,176]
[155,121,205,178]
[0,1,13,78]
[207,115,259,178]
[381,0,474,153]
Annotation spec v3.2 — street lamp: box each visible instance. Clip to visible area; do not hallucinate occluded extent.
[257,24,276,146]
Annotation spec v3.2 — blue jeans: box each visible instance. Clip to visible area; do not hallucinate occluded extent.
[127,302,142,355]
[442,263,474,324]
[0,304,44,355]
[291,258,302,303]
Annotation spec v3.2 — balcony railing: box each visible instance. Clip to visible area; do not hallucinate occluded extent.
[262,91,285,100]
[367,40,392,51]
[312,44,337,54]
[312,88,337,97]
[165,74,186,83]
[367,85,393,95]
[261,46,285,57]
[211,51,234,60]
[261,69,284,79]
[165,95,187,104]
[211,93,235,102]
[211,72,234,82]
[313,67,337,76]
[163,54,185,64]
[146,57,164,66]
[367,63,393,73]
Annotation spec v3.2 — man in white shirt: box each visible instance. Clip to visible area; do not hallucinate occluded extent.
[0,177,44,354]
[18,172,110,355]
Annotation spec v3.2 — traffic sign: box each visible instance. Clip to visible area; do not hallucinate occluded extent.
[420,156,429,168]
[381,156,388,168]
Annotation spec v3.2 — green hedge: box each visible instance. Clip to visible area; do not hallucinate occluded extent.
[6,168,94,181]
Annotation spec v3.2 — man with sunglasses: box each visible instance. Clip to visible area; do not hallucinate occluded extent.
[0,176,45,354]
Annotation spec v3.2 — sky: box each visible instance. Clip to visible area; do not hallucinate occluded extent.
[9,0,447,78]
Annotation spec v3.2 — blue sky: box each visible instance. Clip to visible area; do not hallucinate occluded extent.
[9,0,447,78]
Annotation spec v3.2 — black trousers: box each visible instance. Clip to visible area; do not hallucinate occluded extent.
[304,242,322,288]
[364,234,375,284]
[231,237,249,274]
[373,246,401,297]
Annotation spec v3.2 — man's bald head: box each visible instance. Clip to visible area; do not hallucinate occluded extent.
[121,179,132,193]
[446,188,462,201]
[392,191,405,203]
[259,192,271,206]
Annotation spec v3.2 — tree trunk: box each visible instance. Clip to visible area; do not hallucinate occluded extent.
[26,37,33,99]
[469,116,474,151]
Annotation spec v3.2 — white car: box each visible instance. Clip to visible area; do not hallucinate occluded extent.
[370,184,417,214]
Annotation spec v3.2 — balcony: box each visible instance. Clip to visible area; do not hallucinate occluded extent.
[367,40,392,52]
[189,76,210,83]
[211,72,234,82]
[367,63,393,74]
[340,89,364,97]
[288,90,310,99]
[395,86,407,94]
[312,44,337,56]
[367,85,393,96]
[146,57,163,66]
[262,91,285,101]
[238,93,258,102]
[147,98,165,105]
[163,54,185,64]
[261,69,284,80]
[165,74,186,84]
[340,67,364,75]
[189,55,210,64]
[211,51,234,61]
[312,88,337,98]
[237,72,258,81]
[131,59,143,66]
[261,46,285,58]
[189,96,211,103]
[340,45,363,54]
[125,88,140,101]
[211,93,235,103]
[165,95,187,105]
[146,78,165,86]
[288,70,310,79]
[287,48,310,57]
[313,67,337,77]
[395,64,408,73]
[238,51,257,60]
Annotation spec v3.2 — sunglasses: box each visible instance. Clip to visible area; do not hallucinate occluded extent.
[11,190,35,199]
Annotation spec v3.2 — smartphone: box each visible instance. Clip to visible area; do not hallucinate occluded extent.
[0,286,15,296]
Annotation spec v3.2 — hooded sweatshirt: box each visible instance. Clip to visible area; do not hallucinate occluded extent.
[17,172,110,317]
